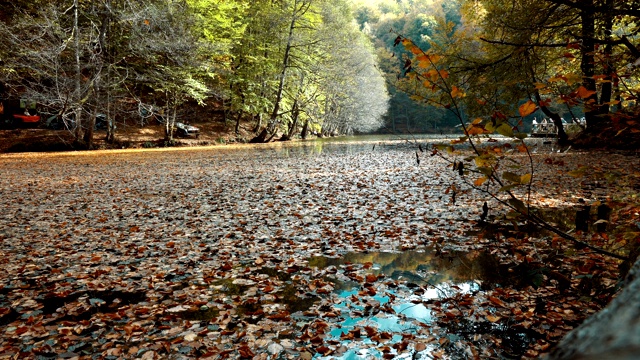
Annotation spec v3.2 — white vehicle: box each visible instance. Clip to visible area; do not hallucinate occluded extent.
[174,122,200,138]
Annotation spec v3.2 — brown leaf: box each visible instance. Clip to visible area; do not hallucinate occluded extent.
[489,296,506,308]
[238,345,255,358]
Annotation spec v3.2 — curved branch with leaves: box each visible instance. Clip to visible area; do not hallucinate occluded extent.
[395,35,628,261]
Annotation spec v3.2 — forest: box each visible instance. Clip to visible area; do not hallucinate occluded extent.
[1,0,639,148]
[0,0,389,147]
[1,0,640,359]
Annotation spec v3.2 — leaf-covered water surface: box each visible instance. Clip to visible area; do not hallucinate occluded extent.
[0,139,638,359]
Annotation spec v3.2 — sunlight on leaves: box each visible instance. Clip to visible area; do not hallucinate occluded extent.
[518,100,537,117]
[576,86,597,99]
[451,86,465,98]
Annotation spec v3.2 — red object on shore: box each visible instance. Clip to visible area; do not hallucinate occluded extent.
[13,114,41,123]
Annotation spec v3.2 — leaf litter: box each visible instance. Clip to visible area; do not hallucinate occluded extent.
[0,139,639,359]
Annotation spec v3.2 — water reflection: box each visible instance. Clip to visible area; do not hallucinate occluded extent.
[307,249,505,359]
[246,134,463,158]
[309,248,514,289]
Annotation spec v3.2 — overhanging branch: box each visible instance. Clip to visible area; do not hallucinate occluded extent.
[479,37,571,48]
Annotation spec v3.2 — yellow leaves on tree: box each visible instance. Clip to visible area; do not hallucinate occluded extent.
[402,39,422,55]
[451,86,465,99]
[518,100,537,117]
[416,53,442,68]
[424,69,449,82]
[465,118,487,135]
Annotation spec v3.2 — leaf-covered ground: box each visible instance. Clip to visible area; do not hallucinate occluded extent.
[1,139,639,359]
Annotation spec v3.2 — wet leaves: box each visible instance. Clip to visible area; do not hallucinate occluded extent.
[0,140,638,358]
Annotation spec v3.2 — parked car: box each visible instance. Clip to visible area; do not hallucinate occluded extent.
[44,113,111,131]
[174,122,199,138]
[95,113,108,130]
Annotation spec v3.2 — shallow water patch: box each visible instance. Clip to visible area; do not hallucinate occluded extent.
[306,249,538,359]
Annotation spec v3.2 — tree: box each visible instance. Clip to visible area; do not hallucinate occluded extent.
[0,1,107,147]
[439,0,640,144]
[250,0,321,143]
[124,0,209,141]
[239,0,388,142]
[351,0,464,134]
[304,0,389,137]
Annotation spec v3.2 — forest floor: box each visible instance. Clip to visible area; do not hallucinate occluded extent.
[0,138,640,359]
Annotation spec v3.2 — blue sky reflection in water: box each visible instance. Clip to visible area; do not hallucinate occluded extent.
[308,250,482,359]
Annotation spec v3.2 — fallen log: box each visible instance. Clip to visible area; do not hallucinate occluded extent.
[547,259,640,360]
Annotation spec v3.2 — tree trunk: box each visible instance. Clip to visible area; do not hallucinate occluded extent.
[250,127,268,143]
[301,118,309,139]
[252,0,311,143]
[534,90,569,145]
[164,98,176,141]
[598,0,614,116]
[252,113,262,133]
[73,0,83,142]
[223,97,231,128]
[547,258,640,360]
[286,100,299,140]
[580,3,601,132]
[234,111,241,134]
[83,105,96,148]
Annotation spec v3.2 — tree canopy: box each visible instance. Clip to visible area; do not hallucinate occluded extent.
[0,0,389,144]
[1,0,639,145]
[370,0,640,144]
